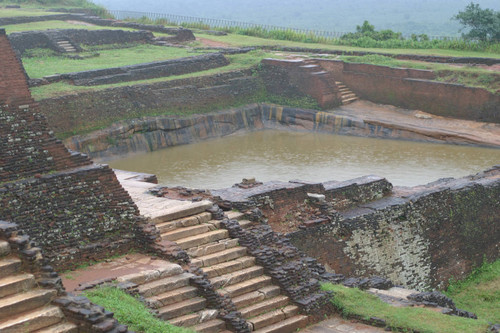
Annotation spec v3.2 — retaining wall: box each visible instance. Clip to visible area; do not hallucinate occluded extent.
[38,69,261,135]
[287,167,500,289]
[43,52,230,86]
[316,59,500,123]
[213,166,500,290]
[8,29,154,55]
[65,103,496,160]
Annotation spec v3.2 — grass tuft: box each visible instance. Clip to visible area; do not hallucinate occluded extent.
[85,286,194,333]
[321,283,491,333]
[445,259,500,323]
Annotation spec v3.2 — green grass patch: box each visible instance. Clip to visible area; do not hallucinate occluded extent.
[194,33,500,59]
[0,8,65,17]
[30,50,275,99]
[341,54,429,69]
[445,259,500,323]
[22,44,205,78]
[321,283,490,333]
[2,20,135,33]
[436,70,500,93]
[0,0,110,16]
[85,286,193,333]
[338,54,499,93]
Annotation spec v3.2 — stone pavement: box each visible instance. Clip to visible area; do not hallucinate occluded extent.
[302,316,386,333]
[115,169,214,223]
[337,100,500,148]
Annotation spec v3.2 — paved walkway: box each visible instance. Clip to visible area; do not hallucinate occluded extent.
[337,100,500,148]
[303,317,386,333]
[115,169,213,223]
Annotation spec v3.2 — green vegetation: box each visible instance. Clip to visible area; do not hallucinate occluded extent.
[22,44,204,78]
[454,3,500,42]
[0,8,65,16]
[129,15,500,53]
[194,32,500,58]
[0,0,110,16]
[445,259,500,323]
[29,50,275,99]
[321,283,491,333]
[85,286,193,333]
[340,54,429,69]
[1,20,134,33]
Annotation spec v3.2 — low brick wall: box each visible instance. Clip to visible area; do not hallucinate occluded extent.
[316,59,500,123]
[44,52,230,86]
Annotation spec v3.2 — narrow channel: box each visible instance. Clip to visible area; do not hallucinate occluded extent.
[107,130,500,189]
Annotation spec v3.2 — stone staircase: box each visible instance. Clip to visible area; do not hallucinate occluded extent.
[117,261,226,333]
[51,36,78,53]
[153,209,309,333]
[299,59,358,106]
[335,81,358,105]
[0,238,77,333]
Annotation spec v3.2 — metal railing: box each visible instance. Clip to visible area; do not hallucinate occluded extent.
[109,10,462,41]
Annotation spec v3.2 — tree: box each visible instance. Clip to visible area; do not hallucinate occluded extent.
[453,2,500,42]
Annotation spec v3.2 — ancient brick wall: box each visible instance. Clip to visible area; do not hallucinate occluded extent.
[38,69,261,135]
[316,59,499,123]
[0,29,142,269]
[287,167,500,289]
[0,165,139,268]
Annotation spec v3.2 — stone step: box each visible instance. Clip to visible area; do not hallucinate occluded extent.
[226,211,245,220]
[35,322,79,333]
[240,295,290,319]
[203,256,256,279]
[0,241,10,257]
[158,297,206,320]
[0,305,64,333]
[169,309,218,327]
[155,212,212,233]
[116,262,183,285]
[186,238,239,259]
[162,224,211,242]
[248,305,299,331]
[233,286,281,309]
[192,246,247,268]
[211,266,264,289]
[342,97,358,104]
[151,201,213,224]
[191,318,226,333]
[0,273,36,298]
[342,93,356,98]
[238,220,253,229]
[176,230,229,250]
[0,289,57,321]
[148,286,199,308]
[0,258,22,279]
[253,315,309,333]
[219,275,272,298]
[138,272,193,298]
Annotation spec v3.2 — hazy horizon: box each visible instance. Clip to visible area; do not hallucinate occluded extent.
[91,0,500,36]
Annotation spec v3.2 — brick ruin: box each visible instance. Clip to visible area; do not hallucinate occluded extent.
[0,28,142,269]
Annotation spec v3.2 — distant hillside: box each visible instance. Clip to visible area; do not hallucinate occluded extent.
[91,0,500,36]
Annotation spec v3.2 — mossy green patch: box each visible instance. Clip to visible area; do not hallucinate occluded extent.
[321,283,490,333]
[85,286,194,333]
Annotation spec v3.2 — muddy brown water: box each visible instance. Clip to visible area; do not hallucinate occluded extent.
[107,130,500,189]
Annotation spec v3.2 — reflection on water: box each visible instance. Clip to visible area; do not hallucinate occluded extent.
[108,130,500,189]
